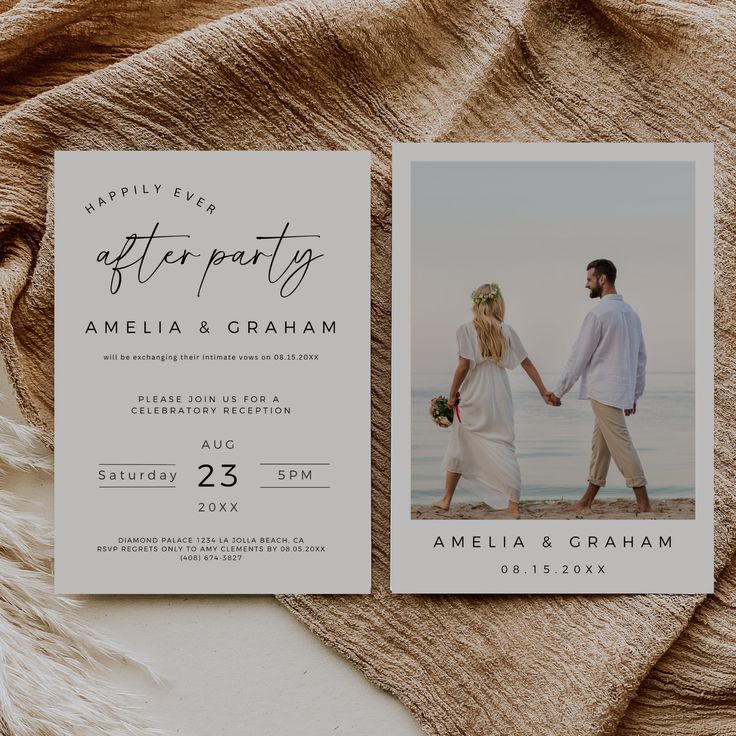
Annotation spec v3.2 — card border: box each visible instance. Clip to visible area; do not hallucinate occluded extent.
[390,142,714,594]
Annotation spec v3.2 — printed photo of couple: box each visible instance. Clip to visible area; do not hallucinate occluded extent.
[411,161,696,520]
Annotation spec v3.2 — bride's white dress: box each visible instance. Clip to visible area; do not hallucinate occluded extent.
[442,321,528,505]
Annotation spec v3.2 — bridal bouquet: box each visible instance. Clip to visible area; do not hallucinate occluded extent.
[429,396,454,428]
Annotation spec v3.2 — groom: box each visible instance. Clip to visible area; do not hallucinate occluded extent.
[550,259,652,513]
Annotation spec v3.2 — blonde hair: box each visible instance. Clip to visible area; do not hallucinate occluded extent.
[471,283,507,364]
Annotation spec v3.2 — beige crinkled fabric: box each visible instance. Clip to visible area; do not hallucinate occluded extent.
[0,1,735,735]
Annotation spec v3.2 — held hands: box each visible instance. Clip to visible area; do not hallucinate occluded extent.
[542,390,561,407]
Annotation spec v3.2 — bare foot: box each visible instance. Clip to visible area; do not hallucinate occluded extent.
[432,499,451,511]
[507,502,520,514]
[568,500,593,513]
[633,487,652,514]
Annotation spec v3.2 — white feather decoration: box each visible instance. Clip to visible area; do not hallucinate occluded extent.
[0,491,161,735]
[0,404,52,474]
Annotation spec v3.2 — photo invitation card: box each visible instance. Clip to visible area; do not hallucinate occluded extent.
[55,150,371,594]
[391,142,714,594]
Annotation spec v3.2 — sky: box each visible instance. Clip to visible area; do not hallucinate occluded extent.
[411,160,695,375]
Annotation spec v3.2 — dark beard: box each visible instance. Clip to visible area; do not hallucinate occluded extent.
[589,283,602,299]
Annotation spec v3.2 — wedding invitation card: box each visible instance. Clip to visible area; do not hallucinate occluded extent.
[54,150,371,594]
[391,142,714,594]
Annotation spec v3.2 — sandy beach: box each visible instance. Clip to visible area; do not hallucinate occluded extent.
[411,497,695,520]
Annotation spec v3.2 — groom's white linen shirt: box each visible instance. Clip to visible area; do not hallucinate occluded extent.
[555,294,646,410]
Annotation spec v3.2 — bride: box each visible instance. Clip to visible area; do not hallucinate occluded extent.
[433,283,557,515]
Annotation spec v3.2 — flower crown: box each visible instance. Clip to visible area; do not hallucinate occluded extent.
[472,285,501,305]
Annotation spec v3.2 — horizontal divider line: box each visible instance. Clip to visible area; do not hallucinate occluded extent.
[259,486,331,489]
[99,485,177,488]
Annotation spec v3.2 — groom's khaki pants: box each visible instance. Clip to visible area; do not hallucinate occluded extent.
[588,399,647,488]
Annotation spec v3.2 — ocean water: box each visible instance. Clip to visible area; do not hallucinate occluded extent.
[411,372,695,505]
